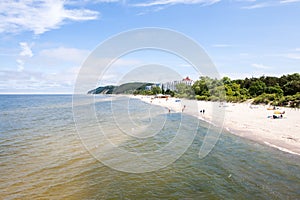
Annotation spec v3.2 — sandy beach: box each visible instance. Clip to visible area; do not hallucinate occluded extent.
[135,95,300,156]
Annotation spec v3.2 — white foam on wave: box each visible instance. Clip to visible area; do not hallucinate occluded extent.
[264,141,300,156]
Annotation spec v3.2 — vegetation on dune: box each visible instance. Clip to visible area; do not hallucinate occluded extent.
[191,73,300,107]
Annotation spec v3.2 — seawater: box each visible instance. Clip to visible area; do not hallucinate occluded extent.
[0,95,299,199]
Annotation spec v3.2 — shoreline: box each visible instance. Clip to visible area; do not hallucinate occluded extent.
[133,95,300,156]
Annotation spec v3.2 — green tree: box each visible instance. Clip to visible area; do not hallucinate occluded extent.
[210,85,226,101]
[263,76,279,87]
[165,89,175,97]
[151,86,161,95]
[176,83,194,98]
[283,80,300,95]
[192,76,211,96]
[265,84,283,96]
[248,80,266,97]
[221,76,231,85]
[225,84,234,96]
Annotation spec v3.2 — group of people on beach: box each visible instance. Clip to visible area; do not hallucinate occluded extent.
[272,114,283,119]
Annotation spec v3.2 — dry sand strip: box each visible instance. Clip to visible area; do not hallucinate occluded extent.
[134,95,300,156]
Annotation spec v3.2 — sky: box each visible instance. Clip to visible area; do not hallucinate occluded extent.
[0,0,300,94]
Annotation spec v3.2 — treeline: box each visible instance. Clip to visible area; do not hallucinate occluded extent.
[135,73,299,108]
[189,73,299,107]
[133,85,165,96]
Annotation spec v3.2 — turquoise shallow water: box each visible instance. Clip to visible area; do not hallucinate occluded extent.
[0,95,299,199]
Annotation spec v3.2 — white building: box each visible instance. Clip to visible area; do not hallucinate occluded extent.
[145,83,162,90]
[162,77,194,91]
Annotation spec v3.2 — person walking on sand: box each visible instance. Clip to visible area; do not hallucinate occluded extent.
[182,105,186,112]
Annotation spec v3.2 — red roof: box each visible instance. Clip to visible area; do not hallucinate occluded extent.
[182,76,192,81]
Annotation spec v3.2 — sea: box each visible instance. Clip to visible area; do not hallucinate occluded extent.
[0,94,299,199]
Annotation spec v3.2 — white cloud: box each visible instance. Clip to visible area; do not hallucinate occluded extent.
[39,47,90,63]
[285,53,300,59]
[240,0,300,9]
[78,57,143,85]
[242,2,271,9]
[239,53,250,56]
[17,42,33,72]
[16,59,25,72]
[134,0,220,7]
[13,45,89,82]
[0,67,80,93]
[280,0,300,3]
[45,67,80,86]
[0,0,99,35]
[252,63,271,69]
[220,71,288,80]
[19,42,33,57]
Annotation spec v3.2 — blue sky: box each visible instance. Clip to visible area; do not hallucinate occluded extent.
[0,0,300,94]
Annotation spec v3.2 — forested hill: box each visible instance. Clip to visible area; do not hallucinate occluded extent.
[87,82,153,94]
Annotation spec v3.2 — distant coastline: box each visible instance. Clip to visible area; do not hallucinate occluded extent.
[88,73,300,108]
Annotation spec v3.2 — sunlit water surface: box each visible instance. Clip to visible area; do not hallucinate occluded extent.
[0,95,299,199]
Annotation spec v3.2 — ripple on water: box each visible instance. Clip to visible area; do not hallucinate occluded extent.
[0,95,300,199]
